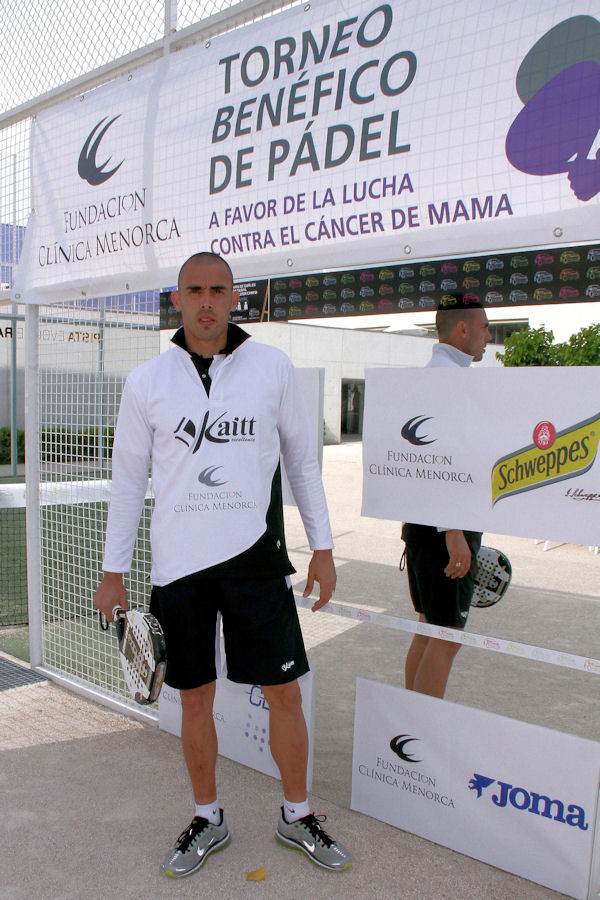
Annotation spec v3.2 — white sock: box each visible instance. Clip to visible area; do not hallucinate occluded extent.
[194,801,220,824]
[283,798,310,823]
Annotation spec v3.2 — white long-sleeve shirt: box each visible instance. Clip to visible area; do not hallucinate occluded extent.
[103,328,333,585]
[428,341,473,531]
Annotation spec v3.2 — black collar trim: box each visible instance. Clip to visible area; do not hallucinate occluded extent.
[171,322,250,357]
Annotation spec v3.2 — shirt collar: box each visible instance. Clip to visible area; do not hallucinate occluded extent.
[431,342,474,367]
[171,321,250,356]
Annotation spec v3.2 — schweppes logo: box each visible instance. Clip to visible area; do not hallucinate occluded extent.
[491,413,600,506]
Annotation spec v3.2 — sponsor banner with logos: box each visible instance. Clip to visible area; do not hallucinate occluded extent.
[266,244,600,321]
[14,0,600,304]
[159,670,314,788]
[351,677,600,898]
[362,366,600,545]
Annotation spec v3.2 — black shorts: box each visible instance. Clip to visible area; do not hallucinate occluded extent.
[149,575,309,690]
[402,526,481,628]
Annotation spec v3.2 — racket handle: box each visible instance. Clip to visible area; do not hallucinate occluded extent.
[98,606,126,631]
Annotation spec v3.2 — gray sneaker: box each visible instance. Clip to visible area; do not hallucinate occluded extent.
[162,812,230,878]
[275,808,351,871]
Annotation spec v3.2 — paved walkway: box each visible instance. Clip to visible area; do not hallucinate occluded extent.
[0,672,568,900]
[3,439,598,899]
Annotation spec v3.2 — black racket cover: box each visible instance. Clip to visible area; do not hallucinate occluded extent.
[472,546,512,608]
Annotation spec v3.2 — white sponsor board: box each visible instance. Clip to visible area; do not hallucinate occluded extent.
[351,678,600,898]
[15,0,600,303]
[362,366,600,545]
[159,670,314,788]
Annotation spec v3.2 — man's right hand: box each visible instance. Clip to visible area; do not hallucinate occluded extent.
[93,572,128,621]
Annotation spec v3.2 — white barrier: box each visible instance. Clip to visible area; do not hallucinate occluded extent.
[352,677,600,899]
[294,594,600,677]
[362,367,600,547]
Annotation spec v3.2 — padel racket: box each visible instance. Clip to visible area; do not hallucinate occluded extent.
[99,606,167,704]
[472,546,512,608]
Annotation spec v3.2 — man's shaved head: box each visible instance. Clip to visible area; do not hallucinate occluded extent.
[436,306,483,340]
[178,252,234,290]
[435,301,491,362]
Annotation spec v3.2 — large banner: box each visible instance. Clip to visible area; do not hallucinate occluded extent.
[351,678,600,898]
[14,0,600,303]
[362,367,600,545]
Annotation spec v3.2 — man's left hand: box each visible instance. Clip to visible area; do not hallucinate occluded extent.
[444,529,471,578]
[303,549,336,611]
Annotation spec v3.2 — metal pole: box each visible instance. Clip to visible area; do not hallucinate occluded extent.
[164,0,178,39]
[9,304,17,475]
[97,297,106,475]
[10,154,18,475]
[25,303,42,668]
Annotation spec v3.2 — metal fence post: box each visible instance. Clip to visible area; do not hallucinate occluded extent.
[25,302,42,667]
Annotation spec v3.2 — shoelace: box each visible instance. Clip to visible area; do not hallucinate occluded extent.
[301,813,334,848]
[175,816,209,852]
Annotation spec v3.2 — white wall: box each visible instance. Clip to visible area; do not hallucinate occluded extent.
[244,322,502,443]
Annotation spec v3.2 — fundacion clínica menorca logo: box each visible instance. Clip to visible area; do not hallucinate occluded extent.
[390,734,422,763]
[401,415,435,446]
[198,466,227,487]
[78,115,124,186]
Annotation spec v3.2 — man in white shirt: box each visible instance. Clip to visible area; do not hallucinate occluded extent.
[94,252,351,877]
[402,301,491,698]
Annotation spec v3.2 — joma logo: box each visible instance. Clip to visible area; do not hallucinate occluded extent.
[468,773,589,831]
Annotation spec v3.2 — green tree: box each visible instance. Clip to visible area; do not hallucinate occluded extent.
[497,323,600,367]
[496,326,559,366]
[555,323,600,365]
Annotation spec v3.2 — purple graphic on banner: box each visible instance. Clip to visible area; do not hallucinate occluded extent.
[506,16,600,201]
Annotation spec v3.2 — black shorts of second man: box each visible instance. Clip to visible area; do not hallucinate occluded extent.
[402,525,482,628]
[149,575,309,690]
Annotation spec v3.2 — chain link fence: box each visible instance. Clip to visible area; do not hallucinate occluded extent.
[0,1,254,115]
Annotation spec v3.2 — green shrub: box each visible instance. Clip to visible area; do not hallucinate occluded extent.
[40,427,115,462]
[0,427,116,465]
[0,427,25,464]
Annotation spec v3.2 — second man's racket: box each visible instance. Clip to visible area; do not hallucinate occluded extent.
[472,546,512,608]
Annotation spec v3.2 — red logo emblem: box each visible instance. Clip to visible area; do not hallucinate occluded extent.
[533,421,555,449]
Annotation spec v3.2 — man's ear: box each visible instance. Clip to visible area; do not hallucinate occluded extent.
[171,289,181,311]
[231,289,240,311]
[455,318,468,337]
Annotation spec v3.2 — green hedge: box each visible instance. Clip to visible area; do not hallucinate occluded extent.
[40,427,115,462]
[0,427,115,464]
[0,428,25,464]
